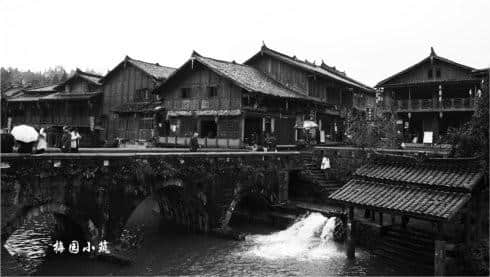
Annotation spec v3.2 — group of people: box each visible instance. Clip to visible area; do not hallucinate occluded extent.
[246,131,277,152]
[0,126,82,154]
[0,127,47,154]
[60,126,82,153]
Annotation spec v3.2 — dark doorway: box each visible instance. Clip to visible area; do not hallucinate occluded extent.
[244,117,262,145]
[200,120,217,138]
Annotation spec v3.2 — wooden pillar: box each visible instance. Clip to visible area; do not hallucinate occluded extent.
[379,212,383,226]
[346,206,355,260]
[240,115,245,147]
[434,222,446,276]
[391,215,396,225]
[401,215,409,229]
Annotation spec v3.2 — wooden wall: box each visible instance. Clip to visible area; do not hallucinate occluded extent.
[101,63,157,140]
[247,54,371,108]
[162,64,242,111]
[387,60,475,85]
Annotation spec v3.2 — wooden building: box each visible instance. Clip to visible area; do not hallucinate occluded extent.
[6,69,104,146]
[376,47,487,144]
[245,45,375,142]
[154,46,375,148]
[100,56,175,142]
[154,51,330,148]
[330,153,487,275]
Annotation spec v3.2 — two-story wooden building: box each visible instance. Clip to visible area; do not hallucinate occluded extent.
[154,48,374,148]
[6,69,104,146]
[245,45,376,142]
[376,47,486,143]
[100,56,175,142]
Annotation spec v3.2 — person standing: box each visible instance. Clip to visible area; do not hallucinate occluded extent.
[60,126,71,153]
[35,128,47,154]
[0,128,15,153]
[70,128,82,152]
[189,132,199,152]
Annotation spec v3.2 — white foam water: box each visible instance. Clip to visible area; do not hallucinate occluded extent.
[244,213,342,260]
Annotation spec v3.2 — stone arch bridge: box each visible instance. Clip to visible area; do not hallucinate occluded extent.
[1,152,301,244]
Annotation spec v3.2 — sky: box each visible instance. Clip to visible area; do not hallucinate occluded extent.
[1,0,489,86]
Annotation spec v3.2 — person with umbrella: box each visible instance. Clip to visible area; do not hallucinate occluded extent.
[294,120,319,150]
[11,124,38,154]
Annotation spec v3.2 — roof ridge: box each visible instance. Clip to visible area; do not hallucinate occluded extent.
[257,45,373,91]
[127,56,177,70]
[75,68,103,78]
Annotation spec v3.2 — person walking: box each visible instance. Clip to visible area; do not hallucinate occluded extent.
[70,128,82,152]
[189,132,199,152]
[35,127,47,154]
[60,126,71,153]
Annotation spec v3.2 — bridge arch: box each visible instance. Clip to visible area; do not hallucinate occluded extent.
[2,203,98,243]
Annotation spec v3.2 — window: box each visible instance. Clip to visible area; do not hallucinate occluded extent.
[436,68,441,78]
[207,86,218,98]
[181,88,191,99]
[427,69,433,79]
[139,117,154,130]
[135,88,150,101]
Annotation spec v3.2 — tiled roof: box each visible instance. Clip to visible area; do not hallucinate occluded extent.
[330,179,471,220]
[101,56,176,84]
[160,52,323,104]
[70,69,103,85]
[355,160,483,191]
[127,57,176,80]
[112,101,161,113]
[329,153,483,221]
[245,45,374,93]
[7,85,59,102]
[24,84,59,93]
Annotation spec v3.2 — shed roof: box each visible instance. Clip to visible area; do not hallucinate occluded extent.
[41,91,101,101]
[329,153,483,221]
[112,101,161,113]
[245,45,374,93]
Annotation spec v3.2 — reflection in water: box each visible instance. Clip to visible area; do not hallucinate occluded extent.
[4,212,400,276]
[3,214,56,274]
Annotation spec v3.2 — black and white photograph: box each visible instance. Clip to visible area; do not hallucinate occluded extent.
[0,0,489,276]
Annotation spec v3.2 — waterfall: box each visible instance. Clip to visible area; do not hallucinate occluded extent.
[245,213,342,260]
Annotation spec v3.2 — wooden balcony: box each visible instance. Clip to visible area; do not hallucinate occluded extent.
[164,98,241,111]
[389,97,476,112]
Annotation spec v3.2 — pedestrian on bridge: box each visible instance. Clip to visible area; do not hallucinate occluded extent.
[60,126,71,153]
[190,132,200,152]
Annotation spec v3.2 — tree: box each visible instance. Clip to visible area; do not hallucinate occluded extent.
[344,108,401,149]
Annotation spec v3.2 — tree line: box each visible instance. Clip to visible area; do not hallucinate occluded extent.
[0,66,101,92]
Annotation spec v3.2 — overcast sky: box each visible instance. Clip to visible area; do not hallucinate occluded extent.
[1,0,489,86]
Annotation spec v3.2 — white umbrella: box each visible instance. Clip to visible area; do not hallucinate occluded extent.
[11,125,39,143]
[294,120,319,129]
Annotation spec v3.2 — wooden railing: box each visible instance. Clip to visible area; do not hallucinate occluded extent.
[164,98,241,111]
[392,97,475,111]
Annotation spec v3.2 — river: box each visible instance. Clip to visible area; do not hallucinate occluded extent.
[3,212,405,276]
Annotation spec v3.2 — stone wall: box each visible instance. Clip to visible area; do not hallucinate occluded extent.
[1,152,299,244]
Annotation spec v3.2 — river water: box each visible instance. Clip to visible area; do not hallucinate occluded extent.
[3,213,403,276]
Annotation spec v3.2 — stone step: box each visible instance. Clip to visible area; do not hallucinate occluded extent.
[379,238,434,259]
[383,235,435,251]
[375,249,434,274]
[375,244,434,267]
[384,228,434,242]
